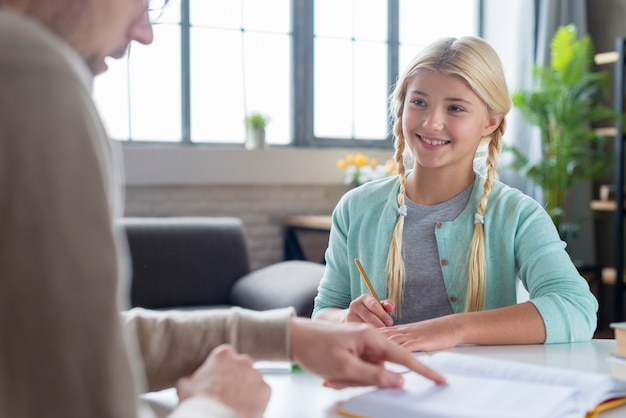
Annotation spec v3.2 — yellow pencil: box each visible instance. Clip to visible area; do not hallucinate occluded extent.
[354,259,429,355]
[354,259,380,302]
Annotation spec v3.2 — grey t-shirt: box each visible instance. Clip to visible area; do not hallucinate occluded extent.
[397,183,473,324]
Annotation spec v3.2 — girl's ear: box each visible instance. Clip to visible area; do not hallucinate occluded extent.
[482,113,503,137]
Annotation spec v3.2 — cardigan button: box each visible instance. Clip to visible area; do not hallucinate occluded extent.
[440,259,448,266]
[436,222,443,228]
[449,296,457,303]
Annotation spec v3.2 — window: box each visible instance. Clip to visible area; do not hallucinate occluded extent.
[313,0,388,141]
[93,0,478,147]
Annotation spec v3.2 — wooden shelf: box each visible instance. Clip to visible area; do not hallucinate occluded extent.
[590,200,618,211]
[595,51,619,65]
[595,126,617,136]
[602,267,626,284]
[282,215,331,231]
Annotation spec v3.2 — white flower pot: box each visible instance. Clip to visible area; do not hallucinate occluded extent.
[245,128,266,150]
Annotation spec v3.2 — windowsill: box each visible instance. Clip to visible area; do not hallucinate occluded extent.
[121,145,394,186]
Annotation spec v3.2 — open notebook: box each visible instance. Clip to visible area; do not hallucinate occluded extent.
[337,352,626,418]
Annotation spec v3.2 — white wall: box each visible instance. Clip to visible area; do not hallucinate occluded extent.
[122,146,394,186]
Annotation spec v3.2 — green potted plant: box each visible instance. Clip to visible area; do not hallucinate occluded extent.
[507,24,616,236]
[244,112,270,150]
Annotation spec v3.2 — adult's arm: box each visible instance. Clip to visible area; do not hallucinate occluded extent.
[122,307,294,392]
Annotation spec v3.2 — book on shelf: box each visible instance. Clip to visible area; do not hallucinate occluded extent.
[599,184,626,202]
[610,322,626,382]
[336,352,626,418]
[608,354,626,382]
[611,322,626,358]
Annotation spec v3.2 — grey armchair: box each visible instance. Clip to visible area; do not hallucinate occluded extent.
[120,216,325,317]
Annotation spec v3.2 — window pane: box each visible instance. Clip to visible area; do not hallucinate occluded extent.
[190,25,290,144]
[353,0,387,41]
[243,0,291,33]
[94,22,181,141]
[243,33,291,145]
[314,0,388,140]
[154,0,181,24]
[354,41,388,139]
[129,25,181,141]
[93,57,130,140]
[315,0,353,38]
[191,28,246,142]
[399,0,477,70]
[191,0,291,32]
[314,39,353,138]
[190,0,241,28]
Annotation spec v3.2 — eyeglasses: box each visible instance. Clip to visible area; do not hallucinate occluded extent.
[146,0,169,22]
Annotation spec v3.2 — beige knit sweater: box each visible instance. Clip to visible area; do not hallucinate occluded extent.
[0,9,292,418]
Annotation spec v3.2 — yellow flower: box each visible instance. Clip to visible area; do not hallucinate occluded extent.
[337,153,395,188]
[353,152,369,168]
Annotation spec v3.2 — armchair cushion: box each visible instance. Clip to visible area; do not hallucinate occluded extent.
[120,216,324,317]
[230,260,325,317]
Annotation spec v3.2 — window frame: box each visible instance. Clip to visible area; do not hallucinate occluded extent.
[292,0,399,149]
[121,0,480,148]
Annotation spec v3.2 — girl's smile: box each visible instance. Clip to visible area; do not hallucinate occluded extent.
[402,70,500,175]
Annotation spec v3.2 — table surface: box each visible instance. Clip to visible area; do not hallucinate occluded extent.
[282,215,332,231]
[143,339,626,418]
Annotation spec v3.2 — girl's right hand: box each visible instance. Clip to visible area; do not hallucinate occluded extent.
[345,295,395,327]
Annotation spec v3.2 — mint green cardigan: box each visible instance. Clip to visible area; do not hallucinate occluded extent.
[312,173,598,343]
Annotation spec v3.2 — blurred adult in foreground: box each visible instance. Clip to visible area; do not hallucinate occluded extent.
[0,1,445,417]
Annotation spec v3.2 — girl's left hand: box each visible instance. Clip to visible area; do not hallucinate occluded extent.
[377,315,462,352]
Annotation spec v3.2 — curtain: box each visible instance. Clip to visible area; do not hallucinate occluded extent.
[481,0,587,198]
[482,0,592,264]
[535,0,588,65]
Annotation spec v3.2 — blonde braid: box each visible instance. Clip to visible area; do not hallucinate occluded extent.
[465,121,505,312]
[386,124,407,317]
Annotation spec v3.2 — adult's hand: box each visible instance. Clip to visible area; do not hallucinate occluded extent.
[289,318,446,389]
[176,344,270,418]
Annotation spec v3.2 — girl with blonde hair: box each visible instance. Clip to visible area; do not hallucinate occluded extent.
[313,36,597,352]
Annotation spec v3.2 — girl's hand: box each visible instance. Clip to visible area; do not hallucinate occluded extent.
[345,295,395,327]
[377,315,461,352]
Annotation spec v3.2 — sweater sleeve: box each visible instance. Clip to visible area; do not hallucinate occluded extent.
[512,198,599,343]
[122,307,295,392]
[313,196,354,317]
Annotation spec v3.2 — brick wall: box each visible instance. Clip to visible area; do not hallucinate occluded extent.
[124,184,350,271]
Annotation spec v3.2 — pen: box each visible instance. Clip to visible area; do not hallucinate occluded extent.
[354,259,380,302]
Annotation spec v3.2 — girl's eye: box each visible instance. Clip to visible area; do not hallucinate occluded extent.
[449,105,464,112]
[411,98,426,106]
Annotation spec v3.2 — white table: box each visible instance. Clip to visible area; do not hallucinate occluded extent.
[143,339,626,417]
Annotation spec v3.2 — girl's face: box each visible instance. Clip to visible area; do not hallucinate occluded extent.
[401,70,501,174]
